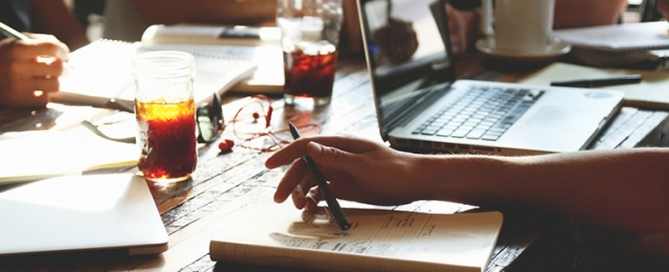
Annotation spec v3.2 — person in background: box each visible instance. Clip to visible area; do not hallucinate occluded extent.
[0,0,88,108]
[268,1,669,262]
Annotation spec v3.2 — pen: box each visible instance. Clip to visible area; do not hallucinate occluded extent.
[550,74,642,88]
[0,21,30,40]
[287,122,351,231]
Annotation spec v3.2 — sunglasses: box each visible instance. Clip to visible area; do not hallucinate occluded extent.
[83,92,224,144]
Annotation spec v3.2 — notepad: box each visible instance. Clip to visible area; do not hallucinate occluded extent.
[209,201,503,272]
[519,62,669,110]
[552,21,669,52]
[54,38,257,108]
[0,174,168,256]
[0,127,138,184]
[140,24,285,94]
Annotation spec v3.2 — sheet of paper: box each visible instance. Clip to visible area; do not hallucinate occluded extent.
[519,62,669,109]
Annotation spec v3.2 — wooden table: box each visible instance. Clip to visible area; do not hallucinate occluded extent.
[1,52,667,272]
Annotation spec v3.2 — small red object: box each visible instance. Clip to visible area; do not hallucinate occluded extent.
[218,139,235,153]
[252,112,260,120]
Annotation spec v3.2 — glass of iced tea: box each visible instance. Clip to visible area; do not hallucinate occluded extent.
[277,0,343,107]
[132,51,197,183]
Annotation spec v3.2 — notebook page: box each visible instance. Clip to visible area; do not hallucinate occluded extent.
[55,39,257,107]
[210,201,503,272]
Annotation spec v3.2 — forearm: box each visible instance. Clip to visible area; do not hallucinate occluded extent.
[419,148,669,232]
[133,0,277,26]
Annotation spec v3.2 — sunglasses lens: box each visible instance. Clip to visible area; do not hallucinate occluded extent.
[196,98,223,143]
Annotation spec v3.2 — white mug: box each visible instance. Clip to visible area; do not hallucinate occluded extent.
[481,0,555,53]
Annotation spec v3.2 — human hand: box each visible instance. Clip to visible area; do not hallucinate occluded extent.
[266,135,425,212]
[445,4,480,55]
[0,34,70,108]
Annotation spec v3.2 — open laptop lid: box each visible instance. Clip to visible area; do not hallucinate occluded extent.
[357,0,455,140]
[0,174,168,257]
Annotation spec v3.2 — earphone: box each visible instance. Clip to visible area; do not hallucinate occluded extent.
[218,94,321,153]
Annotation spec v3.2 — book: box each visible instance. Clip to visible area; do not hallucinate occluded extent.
[55,38,257,109]
[140,24,285,94]
[518,62,669,110]
[552,21,669,52]
[209,201,503,272]
[141,24,281,47]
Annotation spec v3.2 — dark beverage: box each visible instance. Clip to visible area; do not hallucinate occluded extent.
[136,99,197,182]
[283,42,338,105]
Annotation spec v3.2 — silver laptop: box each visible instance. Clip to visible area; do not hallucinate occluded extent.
[0,174,168,257]
[357,0,624,155]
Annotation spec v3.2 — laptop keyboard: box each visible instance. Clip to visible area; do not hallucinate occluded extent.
[412,86,544,141]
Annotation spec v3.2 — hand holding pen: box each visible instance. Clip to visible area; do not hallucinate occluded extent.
[0,21,72,108]
[287,122,351,231]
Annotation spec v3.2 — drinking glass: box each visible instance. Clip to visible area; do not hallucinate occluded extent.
[133,51,197,183]
[277,0,343,107]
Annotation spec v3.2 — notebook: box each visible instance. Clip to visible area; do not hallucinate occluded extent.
[0,174,168,256]
[552,21,669,52]
[54,38,257,109]
[358,0,624,155]
[141,24,285,94]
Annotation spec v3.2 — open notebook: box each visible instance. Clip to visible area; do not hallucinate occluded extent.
[54,38,257,109]
[210,201,502,272]
[0,174,168,256]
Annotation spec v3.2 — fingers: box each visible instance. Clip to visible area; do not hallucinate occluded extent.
[265,135,378,169]
[274,157,311,204]
[21,34,70,60]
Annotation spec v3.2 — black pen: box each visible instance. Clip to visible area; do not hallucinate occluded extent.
[287,122,351,231]
[550,74,642,88]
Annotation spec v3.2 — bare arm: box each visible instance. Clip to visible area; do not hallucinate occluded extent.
[420,148,669,233]
[267,136,669,234]
[28,0,88,50]
[131,0,277,26]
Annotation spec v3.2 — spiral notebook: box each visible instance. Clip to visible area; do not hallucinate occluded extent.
[552,21,669,52]
[55,39,257,109]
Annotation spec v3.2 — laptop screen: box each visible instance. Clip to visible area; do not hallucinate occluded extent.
[358,0,455,139]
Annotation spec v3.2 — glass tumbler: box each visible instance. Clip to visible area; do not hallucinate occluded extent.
[133,51,197,183]
[277,0,343,107]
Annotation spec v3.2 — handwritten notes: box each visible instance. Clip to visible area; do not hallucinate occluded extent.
[210,201,503,272]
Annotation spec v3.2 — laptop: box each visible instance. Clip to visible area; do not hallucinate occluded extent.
[0,174,169,257]
[357,0,624,155]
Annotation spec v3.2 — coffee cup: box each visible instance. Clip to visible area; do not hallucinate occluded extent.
[481,0,555,53]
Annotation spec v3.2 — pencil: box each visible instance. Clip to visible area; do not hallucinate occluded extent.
[287,122,351,231]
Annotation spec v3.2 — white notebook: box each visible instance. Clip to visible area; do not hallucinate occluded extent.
[552,21,669,52]
[54,38,257,108]
[0,174,168,256]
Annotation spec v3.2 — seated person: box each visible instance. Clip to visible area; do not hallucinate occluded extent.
[0,0,88,108]
[266,135,669,257]
[268,0,669,261]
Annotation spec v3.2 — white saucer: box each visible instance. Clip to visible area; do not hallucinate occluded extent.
[475,38,571,60]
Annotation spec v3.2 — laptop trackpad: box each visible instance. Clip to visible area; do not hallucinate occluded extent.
[526,106,601,130]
